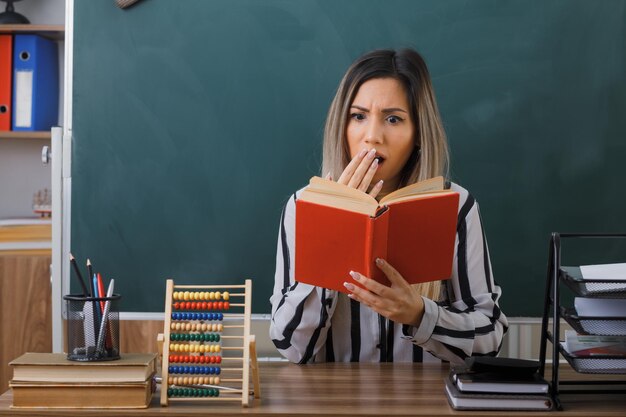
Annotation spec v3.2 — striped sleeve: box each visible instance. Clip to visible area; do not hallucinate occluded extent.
[402,188,509,364]
[269,192,339,363]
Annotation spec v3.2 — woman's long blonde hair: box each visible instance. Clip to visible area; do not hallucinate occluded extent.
[321,49,451,300]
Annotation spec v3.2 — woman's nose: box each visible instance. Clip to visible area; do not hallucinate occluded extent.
[364,119,383,145]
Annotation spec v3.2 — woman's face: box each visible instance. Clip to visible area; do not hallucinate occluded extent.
[346,77,415,191]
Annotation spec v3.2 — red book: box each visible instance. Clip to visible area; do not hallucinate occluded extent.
[295,176,459,293]
[0,35,12,131]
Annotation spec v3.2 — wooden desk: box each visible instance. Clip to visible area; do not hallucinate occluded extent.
[0,362,624,416]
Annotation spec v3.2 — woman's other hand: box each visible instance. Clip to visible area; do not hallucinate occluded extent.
[331,148,383,198]
[343,258,425,327]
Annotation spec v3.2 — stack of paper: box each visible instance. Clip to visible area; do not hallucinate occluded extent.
[574,297,626,317]
[564,330,626,357]
[579,263,626,293]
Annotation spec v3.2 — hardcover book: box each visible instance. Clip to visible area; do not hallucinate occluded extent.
[10,380,154,409]
[451,370,549,394]
[444,378,552,411]
[10,353,157,383]
[295,176,459,293]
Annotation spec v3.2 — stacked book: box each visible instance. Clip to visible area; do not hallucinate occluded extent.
[444,357,553,411]
[9,353,157,408]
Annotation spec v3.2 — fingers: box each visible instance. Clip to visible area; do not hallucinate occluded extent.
[337,148,378,191]
[346,270,389,298]
[355,157,379,193]
[337,148,367,185]
[347,149,377,190]
[343,271,394,317]
[369,180,384,199]
[375,258,409,287]
[343,278,381,310]
[344,267,426,326]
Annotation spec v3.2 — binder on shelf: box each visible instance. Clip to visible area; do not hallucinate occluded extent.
[11,34,59,132]
[0,35,12,131]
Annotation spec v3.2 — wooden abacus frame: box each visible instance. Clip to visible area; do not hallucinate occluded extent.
[159,279,260,407]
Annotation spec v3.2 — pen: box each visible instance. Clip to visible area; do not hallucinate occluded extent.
[92,274,102,340]
[96,279,115,355]
[97,273,106,313]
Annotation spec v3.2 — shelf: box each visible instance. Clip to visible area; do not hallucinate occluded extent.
[0,24,64,40]
[0,24,64,138]
[561,266,626,297]
[559,342,626,374]
[561,306,626,336]
[0,131,50,140]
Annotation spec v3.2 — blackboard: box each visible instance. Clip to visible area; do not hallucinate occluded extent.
[71,0,626,314]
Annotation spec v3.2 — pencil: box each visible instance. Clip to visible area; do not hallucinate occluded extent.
[87,258,93,287]
[69,253,89,296]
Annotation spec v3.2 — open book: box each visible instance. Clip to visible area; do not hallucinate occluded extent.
[295,176,459,292]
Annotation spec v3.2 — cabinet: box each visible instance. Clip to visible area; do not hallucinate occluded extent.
[539,233,626,410]
[0,21,62,392]
[0,252,52,394]
[0,24,63,219]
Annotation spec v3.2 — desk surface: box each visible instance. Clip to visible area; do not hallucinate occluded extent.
[0,362,624,416]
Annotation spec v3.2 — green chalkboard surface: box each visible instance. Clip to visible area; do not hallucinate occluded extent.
[72,0,626,314]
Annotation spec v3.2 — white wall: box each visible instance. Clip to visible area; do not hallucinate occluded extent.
[0,0,65,219]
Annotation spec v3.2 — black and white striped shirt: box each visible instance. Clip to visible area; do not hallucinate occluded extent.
[269,183,508,364]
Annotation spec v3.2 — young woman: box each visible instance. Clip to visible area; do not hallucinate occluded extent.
[270,49,508,364]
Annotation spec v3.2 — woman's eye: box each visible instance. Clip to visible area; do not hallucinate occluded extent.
[350,113,365,121]
[387,115,403,124]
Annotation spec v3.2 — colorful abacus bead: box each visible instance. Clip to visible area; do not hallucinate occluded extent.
[169,376,220,385]
[168,366,221,375]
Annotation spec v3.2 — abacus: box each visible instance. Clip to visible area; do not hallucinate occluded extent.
[159,279,260,407]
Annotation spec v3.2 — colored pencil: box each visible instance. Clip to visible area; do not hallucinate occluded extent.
[69,253,89,296]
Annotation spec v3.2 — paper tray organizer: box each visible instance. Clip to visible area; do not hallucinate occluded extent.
[561,266,626,297]
[561,307,626,336]
[539,233,626,410]
[559,343,626,374]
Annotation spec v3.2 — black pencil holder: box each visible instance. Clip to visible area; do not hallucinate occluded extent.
[64,294,121,361]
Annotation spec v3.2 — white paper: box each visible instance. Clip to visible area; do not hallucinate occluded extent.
[565,330,626,355]
[575,297,626,317]
[580,263,626,281]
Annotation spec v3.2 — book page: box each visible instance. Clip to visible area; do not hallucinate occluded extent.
[380,190,456,209]
[379,176,444,205]
[298,177,378,216]
[298,189,377,216]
